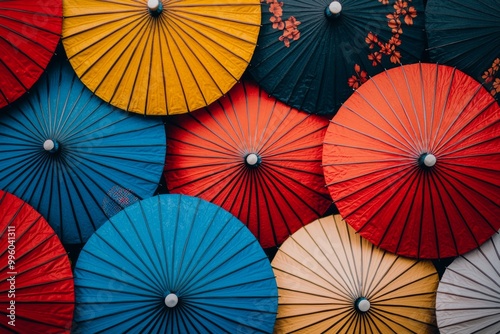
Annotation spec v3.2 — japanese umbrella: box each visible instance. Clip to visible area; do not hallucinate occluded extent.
[0,0,62,109]
[248,0,426,115]
[322,62,500,259]
[0,50,166,244]
[73,194,278,333]
[436,231,500,334]
[61,0,261,116]
[0,190,74,333]
[426,0,500,100]
[164,80,332,249]
[271,214,439,333]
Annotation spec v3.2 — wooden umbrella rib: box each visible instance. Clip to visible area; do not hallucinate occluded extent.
[163,16,219,108]
[434,165,498,235]
[167,8,260,43]
[0,18,59,54]
[220,94,251,154]
[325,161,413,194]
[263,126,327,157]
[259,113,322,156]
[444,262,500,295]
[368,307,436,331]
[90,16,152,103]
[63,11,143,58]
[356,71,422,155]
[171,197,202,290]
[434,100,497,157]
[110,15,153,112]
[0,49,29,91]
[78,239,161,295]
[175,213,247,292]
[402,63,427,153]
[374,169,425,253]
[157,18,194,112]
[274,248,353,301]
[330,118,416,157]
[180,236,257,295]
[432,85,485,155]
[132,201,170,289]
[328,220,361,299]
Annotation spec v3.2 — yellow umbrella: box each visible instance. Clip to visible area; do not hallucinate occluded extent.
[62,0,261,115]
[272,215,439,333]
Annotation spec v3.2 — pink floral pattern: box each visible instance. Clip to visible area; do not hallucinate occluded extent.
[482,58,500,98]
[349,0,418,89]
[348,64,368,89]
[263,0,301,47]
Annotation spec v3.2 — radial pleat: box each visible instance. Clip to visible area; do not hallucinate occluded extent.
[323,63,500,259]
[62,0,261,115]
[436,231,500,334]
[0,0,62,108]
[0,190,74,332]
[0,53,166,244]
[272,214,439,333]
[74,194,278,333]
[165,80,332,248]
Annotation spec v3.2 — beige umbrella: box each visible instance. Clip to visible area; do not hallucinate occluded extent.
[271,214,439,333]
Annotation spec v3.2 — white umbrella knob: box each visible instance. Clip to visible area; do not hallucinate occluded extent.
[329,1,342,14]
[245,153,261,167]
[164,293,178,308]
[423,154,436,167]
[355,297,370,312]
[148,0,163,14]
[419,153,437,168]
[326,1,342,17]
[43,139,59,153]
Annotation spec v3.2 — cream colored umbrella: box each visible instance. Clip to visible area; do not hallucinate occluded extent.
[271,214,439,333]
[436,231,500,334]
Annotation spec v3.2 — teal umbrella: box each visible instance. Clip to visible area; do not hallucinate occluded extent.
[248,0,426,115]
[426,0,500,101]
[73,194,278,333]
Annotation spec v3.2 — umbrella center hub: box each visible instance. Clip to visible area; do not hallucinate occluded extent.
[325,1,342,18]
[355,297,370,313]
[419,153,437,168]
[43,139,59,153]
[245,153,262,167]
[148,0,163,16]
[164,293,178,308]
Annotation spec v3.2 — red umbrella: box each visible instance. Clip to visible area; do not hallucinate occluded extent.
[0,0,62,108]
[323,63,500,259]
[0,190,74,332]
[164,80,332,248]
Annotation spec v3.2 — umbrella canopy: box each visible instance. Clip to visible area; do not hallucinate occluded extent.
[271,214,439,333]
[436,231,500,334]
[426,0,500,100]
[164,80,332,249]
[248,0,426,115]
[73,194,278,333]
[61,0,261,116]
[0,0,62,108]
[0,51,166,244]
[322,62,500,259]
[0,190,74,333]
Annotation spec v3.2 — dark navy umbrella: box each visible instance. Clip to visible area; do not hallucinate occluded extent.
[73,194,278,333]
[0,50,166,244]
[248,0,426,115]
[426,0,500,101]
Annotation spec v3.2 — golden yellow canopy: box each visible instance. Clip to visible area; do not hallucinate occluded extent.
[62,0,261,115]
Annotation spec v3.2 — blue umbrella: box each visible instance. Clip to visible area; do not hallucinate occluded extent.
[73,194,278,333]
[0,49,166,244]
